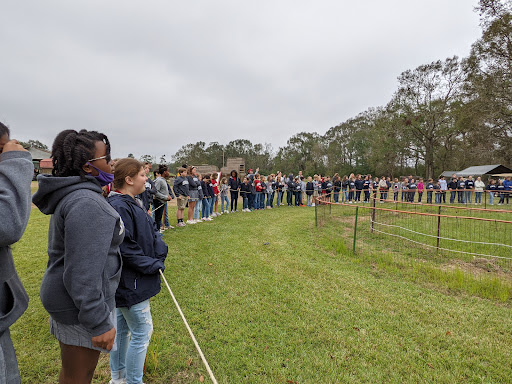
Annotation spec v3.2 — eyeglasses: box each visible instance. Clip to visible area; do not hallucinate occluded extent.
[87,154,111,163]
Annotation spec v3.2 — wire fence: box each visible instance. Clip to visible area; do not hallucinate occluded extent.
[315,195,512,301]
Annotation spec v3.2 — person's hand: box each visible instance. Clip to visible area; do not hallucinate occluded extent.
[2,140,27,153]
[92,327,116,351]
[167,196,171,201]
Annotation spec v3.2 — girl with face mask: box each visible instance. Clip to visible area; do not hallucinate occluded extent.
[33,129,123,384]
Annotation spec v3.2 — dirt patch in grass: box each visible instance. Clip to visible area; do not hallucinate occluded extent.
[442,258,512,280]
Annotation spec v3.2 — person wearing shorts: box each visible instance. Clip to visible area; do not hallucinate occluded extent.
[173,167,189,227]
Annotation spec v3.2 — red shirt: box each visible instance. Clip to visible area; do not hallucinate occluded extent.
[211,179,219,194]
[254,179,262,192]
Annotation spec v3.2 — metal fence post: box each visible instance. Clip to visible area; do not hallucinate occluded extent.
[371,196,376,233]
[436,205,442,251]
[353,206,359,254]
[315,198,318,228]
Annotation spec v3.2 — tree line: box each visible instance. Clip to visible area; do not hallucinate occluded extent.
[164,1,512,179]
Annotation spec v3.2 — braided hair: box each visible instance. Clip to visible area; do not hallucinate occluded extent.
[0,122,10,138]
[51,129,111,178]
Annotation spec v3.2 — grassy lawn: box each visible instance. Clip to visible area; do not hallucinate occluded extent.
[10,201,512,383]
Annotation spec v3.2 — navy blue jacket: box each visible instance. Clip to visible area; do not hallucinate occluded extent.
[138,178,156,211]
[107,193,167,308]
[229,176,241,191]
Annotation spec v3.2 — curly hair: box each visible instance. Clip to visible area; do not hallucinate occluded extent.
[51,129,111,178]
[0,122,10,138]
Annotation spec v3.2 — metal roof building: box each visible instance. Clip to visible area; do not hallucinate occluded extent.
[440,164,512,178]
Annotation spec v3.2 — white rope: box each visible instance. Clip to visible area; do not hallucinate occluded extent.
[370,227,512,260]
[159,269,218,384]
[371,219,512,249]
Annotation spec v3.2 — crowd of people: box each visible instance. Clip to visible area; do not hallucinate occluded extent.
[2,123,511,384]
[144,170,512,233]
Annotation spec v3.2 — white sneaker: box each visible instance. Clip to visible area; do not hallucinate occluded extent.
[186,220,196,225]
[206,217,213,221]
[109,378,127,384]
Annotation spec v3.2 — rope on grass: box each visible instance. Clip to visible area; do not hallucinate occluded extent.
[371,219,512,250]
[159,269,218,384]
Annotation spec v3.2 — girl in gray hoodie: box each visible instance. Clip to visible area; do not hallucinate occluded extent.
[33,129,124,384]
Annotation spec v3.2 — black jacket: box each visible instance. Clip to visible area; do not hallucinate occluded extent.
[107,193,167,308]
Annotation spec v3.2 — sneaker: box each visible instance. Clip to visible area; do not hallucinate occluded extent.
[186,220,196,225]
[109,379,127,384]
[177,222,186,227]
[206,217,213,221]
[165,225,174,229]
[159,229,165,234]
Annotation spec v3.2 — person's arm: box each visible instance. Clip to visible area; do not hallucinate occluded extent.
[0,148,33,246]
[147,179,156,196]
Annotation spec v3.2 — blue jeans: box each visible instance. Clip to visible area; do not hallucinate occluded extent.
[277,191,282,206]
[209,195,216,215]
[342,190,348,202]
[475,191,482,203]
[333,192,339,203]
[201,198,211,218]
[243,197,248,209]
[489,191,494,205]
[465,191,472,203]
[267,192,273,207]
[254,193,260,209]
[193,199,201,220]
[221,194,230,212]
[435,193,441,204]
[164,203,170,226]
[110,300,153,384]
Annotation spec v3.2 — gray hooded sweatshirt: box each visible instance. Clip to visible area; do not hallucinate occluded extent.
[32,174,124,336]
[0,151,33,334]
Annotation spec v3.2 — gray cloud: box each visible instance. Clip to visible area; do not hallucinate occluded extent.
[1,0,481,160]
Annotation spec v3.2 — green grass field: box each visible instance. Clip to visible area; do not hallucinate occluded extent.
[10,199,512,383]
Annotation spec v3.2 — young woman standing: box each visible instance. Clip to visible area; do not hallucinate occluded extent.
[107,159,167,384]
[33,130,123,384]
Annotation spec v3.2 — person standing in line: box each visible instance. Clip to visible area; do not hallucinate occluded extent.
[240,177,251,212]
[341,175,349,203]
[211,172,220,217]
[137,162,155,215]
[219,177,230,213]
[474,176,485,205]
[228,170,240,212]
[465,175,475,204]
[497,179,506,205]
[306,176,314,206]
[286,174,295,206]
[333,175,341,203]
[457,177,466,204]
[426,178,434,204]
[32,129,123,384]
[173,167,189,226]
[439,176,447,203]
[107,159,167,384]
[154,165,171,233]
[0,123,33,384]
[504,176,512,204]
[448,177,458,204]
[408,178,417,203]
[486,179,497,205]
[348,174,356,203]
[186,166,200,224]
[354,174,364,203]
[379,176,388,202]
[417,178,424,203]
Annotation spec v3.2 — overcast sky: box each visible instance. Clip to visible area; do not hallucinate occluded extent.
[1,0,482,160]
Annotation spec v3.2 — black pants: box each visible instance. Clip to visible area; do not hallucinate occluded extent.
[0,329,21,383]
[287,191,293,205]
[154,199,166,229]
[230,191,238,211]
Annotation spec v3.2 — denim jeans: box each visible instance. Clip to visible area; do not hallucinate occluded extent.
[209,195,216,215]
[348,190,354,201]
[277,191,282,206]
[450,191,456,204]
[254,193,260,209]
[243,197,248,210]
[164,203,170,226]
[194,199,201,220]
[333,192,339,203]
[475,192,482,204]
[110,300,153,384]
[248,193,255,209]
[287,191,293,206]
[465,191,472,204]
[307,194,312,206]
[435,193,441,204]
[267,192,272,207]
[417,192,423,203]
[342,190,348,202]
[295,192,301,206]
[489,191,494,205]
[259,193,265,209]
[427,192,432,204]
[221,195,230,212]
[201,198,211,218]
